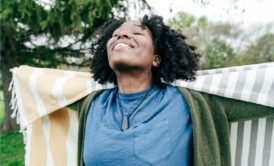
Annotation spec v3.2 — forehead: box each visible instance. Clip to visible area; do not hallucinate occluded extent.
[120,20,142,28]
[115,20,149,32]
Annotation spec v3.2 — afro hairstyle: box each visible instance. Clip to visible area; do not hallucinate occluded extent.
[90,15,201,84]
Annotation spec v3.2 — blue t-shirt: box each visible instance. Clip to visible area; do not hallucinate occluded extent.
[84,84,193,166]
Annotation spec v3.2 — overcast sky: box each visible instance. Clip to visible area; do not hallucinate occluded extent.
[144,0,274,26]
[39,0,273,26]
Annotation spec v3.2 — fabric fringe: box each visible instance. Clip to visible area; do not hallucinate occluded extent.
[9,72,18,120]
[9,67,29,158]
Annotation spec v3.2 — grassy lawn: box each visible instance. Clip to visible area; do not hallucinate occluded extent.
[0,90,24,165]
[0,130,24,166]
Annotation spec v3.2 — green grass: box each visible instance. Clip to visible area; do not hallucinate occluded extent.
[0,130,24,166]
[0,85,24,165]
[0,81,24,165]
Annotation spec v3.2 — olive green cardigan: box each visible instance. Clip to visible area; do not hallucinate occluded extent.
[76,87,274,166]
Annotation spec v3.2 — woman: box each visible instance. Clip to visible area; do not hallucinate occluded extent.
[77,15,274,166]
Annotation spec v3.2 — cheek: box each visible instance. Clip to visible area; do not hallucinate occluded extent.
[143,41,155,55]
[106,38,114,52]
[149,43,155,53]
[143,37,154,53]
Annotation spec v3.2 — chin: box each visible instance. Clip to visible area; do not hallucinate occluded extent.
[110,62,142,72]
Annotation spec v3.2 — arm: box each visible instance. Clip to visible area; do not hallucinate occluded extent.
[179,87,274,123]
[178,87,274,166]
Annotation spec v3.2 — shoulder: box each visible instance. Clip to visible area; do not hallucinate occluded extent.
[91,87,117,102]
[160,83,185,97]
[158,84,189,104]
[80,88,117,106]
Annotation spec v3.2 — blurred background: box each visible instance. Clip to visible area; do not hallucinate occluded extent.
[0,0,273,164]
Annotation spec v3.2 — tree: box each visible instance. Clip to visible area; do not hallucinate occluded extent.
[168,12,240,69]
[241,33,274,63]
[0,0,150,132]
[167,11,273,69]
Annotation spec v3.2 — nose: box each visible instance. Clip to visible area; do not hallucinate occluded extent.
[117,31,131,39]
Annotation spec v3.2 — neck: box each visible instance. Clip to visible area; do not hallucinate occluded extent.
[116,71,153,94]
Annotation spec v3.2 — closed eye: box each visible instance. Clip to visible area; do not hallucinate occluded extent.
[133,32,143,35]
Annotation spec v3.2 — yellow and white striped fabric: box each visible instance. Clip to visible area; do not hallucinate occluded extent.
[10,63,274,166]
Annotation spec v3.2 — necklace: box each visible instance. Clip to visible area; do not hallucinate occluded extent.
[118,88,152,131]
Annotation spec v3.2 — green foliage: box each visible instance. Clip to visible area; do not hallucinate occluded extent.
[242,33,274,63]
[168,12,196,31]
[168,12,274,69]
[0,0,150,132]
[0,130,24,166]
[0,0,149,68]
[203,38,237,69]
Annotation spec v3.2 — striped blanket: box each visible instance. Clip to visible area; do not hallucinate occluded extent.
[10,62,274,166]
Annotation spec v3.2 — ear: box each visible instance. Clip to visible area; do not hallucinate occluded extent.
[152,55,161,67]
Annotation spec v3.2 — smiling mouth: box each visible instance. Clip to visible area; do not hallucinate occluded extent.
[113,42,134,50]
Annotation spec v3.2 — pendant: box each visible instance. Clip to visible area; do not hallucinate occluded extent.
[122,115,129,131]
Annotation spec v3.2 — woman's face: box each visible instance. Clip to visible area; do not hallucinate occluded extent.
[107,21,158,73]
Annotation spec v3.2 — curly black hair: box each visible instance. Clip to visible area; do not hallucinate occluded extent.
[90,15,200,84]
